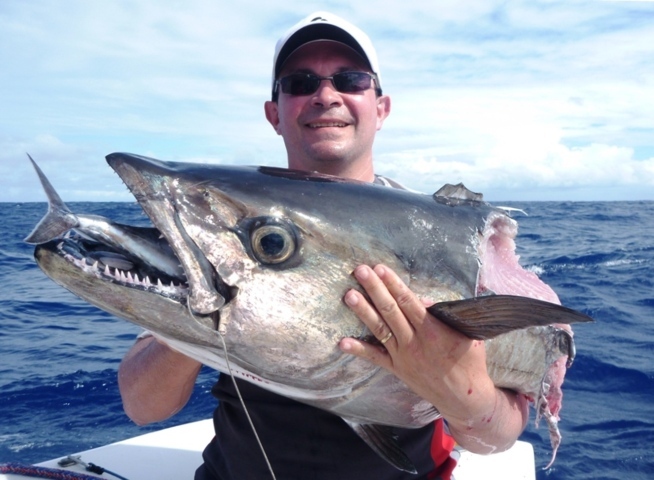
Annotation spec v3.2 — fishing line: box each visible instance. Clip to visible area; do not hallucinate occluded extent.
[217,331,278,480]
[187,305,276,479]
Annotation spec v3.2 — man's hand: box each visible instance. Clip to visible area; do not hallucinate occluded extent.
[339,264,529,453]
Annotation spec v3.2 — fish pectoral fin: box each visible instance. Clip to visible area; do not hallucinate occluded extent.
[342,420,417,474]
[427,295,594,340]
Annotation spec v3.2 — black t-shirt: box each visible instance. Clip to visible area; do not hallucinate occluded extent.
[195,376,445,480]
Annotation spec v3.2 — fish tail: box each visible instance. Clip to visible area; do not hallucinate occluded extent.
[24,154,78,244]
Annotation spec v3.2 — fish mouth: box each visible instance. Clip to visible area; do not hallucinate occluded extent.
[106,152,240,318]
[36,229,234,323]
[25,151,233,330]
[41,233,189,299]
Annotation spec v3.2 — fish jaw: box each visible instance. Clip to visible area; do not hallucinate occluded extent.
[107,153,230,316]
[34,238,217,342]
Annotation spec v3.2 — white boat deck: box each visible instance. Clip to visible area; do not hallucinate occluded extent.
[1,419,535,479]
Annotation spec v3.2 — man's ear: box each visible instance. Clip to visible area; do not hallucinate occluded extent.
[264,100,282,135]
[376,95,391,131]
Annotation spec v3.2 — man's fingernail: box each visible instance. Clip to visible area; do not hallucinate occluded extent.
[344,290,359,306]
[354,265,369,280]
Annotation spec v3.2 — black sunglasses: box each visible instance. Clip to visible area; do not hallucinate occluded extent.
[275,71,380,98]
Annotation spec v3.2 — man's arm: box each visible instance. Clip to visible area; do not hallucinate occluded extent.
[339,264,529,454]
[118,336,202,426]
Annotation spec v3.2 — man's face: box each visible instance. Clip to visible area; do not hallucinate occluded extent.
[265,41,391,175]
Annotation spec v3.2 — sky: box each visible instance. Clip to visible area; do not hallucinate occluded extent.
[1,0,653,202]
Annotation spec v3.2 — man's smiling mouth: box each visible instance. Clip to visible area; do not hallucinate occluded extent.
[307,122,348,128]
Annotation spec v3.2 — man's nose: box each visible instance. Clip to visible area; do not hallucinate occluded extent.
[311,79,342,107]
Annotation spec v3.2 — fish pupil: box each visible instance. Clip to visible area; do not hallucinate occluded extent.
[260,232,285,256]
[248,219,297,265]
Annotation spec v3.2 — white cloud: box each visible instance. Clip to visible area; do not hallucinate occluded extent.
[1,0,653,201]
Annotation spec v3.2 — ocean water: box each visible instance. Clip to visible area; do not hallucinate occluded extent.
[1,201,653,479]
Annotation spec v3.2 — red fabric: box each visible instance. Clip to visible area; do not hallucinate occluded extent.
[428,419,458,480]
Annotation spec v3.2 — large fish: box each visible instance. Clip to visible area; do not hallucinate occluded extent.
[26,153,592,472]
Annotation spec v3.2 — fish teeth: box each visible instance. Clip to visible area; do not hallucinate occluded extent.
[76,254,182,294]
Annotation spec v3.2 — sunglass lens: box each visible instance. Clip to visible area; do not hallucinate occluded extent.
[333,72,372,93]
[281,74,320,95]
[279,72,374,95]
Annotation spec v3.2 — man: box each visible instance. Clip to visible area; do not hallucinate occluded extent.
[118,12,530,479]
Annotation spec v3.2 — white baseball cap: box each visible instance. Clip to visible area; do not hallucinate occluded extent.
[271,11,382,100]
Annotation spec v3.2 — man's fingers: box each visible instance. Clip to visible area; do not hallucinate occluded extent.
[369,264,429,331]
[339,337,393,370]
[344,289,397,348]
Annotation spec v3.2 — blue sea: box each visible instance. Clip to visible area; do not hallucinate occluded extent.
[1,201,653,480]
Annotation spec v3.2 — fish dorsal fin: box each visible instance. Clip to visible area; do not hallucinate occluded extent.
[434,182,483,201]
[433,183,484,206]
[342,420,417,474]
[427,295,593,340]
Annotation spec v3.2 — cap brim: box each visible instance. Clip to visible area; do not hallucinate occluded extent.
[275,24,371,79]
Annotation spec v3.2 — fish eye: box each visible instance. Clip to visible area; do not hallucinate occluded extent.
[250,224,296,265]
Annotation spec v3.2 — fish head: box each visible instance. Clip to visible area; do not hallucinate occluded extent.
[105,153,413,390]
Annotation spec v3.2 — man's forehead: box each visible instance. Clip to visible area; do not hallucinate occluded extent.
[279,40,370,76]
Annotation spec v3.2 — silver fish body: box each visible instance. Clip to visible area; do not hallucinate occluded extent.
[28,153,592,471]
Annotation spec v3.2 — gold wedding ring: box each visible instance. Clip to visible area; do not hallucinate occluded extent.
[380,331,394,345]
